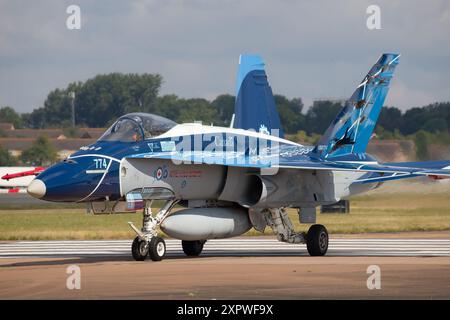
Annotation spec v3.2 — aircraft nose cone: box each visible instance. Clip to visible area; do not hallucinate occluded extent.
[27,179,46,199]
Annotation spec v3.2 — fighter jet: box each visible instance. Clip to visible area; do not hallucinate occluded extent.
[22,53,450,261]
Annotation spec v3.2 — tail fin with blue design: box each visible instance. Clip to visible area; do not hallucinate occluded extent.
[233,54,284,138]
[315,53,400,159]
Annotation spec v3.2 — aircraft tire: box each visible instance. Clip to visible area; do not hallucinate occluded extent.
[148,236,166,261]
[181,240,205,256]
[306,224,329,256]
[131,237,148,261]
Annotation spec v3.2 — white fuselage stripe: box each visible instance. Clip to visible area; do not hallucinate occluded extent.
[69,154,121,163]
[156,124,301,146]
[77,159,113,202]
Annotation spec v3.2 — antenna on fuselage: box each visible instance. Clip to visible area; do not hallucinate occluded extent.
[229,113,235,128]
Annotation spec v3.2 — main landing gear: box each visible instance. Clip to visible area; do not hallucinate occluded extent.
[263,208,329,256]
[306,224,329,256]
[128,199,177,261]
[181,240,206,256]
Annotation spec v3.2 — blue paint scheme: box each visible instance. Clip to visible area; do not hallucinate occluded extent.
[131,145,450,181]
[130,132,286,167]
[235,54,265,95]
[315,53,400,159]
[353,172,421,184]
[36,156,112,202]
[352,160,450,184]
[36,118,450,203]
[234,54,284,138]
[33,53,450,204]
[385,160,450,169]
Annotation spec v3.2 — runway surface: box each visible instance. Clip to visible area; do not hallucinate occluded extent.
[1,238,450,258]
[0,193,47,205]
[1,236,450,299]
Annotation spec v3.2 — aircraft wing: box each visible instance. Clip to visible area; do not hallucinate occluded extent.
[350,161,450,184]
[279,158,450,182]
[127,152,450,183]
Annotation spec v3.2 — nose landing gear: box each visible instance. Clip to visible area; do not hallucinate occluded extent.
[148,236,166,261]
[131,237,149,261]
[128,199,177,261]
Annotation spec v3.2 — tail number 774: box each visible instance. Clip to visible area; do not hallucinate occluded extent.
[93,158,108,169]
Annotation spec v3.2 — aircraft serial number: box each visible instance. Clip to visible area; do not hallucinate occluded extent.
[93,158,108,169]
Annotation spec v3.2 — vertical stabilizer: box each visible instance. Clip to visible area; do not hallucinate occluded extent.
[315,53,400,159]
[233,54,284,138]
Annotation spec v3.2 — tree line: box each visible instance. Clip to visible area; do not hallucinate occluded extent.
[0,135,57,166]
[0,72,449,165]
[1,72,449,136]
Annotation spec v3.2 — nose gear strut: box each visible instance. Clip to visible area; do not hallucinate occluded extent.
[128,199,178,261]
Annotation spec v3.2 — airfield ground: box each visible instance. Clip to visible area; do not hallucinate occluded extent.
[1,242,449,299]
[0,180,449,299]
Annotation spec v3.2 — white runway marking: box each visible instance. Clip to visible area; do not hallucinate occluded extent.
[1,238,450,258]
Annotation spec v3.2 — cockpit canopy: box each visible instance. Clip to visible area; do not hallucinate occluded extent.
[98,113,177,142]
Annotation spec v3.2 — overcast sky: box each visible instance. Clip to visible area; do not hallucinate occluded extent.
[1,0,450,113]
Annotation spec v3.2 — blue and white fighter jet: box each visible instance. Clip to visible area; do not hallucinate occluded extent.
[25,53,450,261]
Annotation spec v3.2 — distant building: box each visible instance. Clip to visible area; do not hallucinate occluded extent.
[0,123,105,160]
[4,128,67,140]
[78,128,105,139]
[0,123,15,131]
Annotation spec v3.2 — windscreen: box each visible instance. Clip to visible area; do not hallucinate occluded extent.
[98,118,143,142]
[98,113,177,142]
